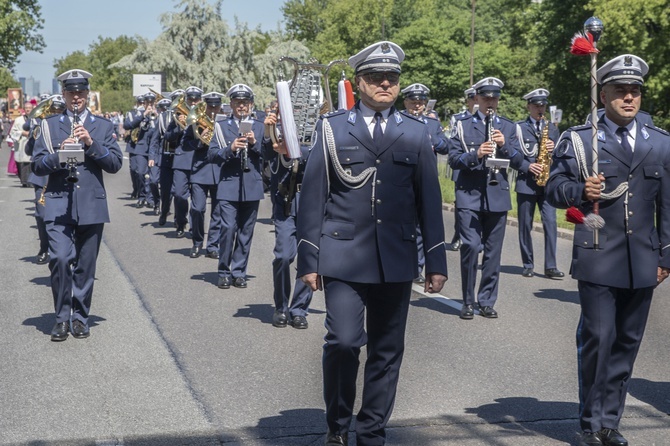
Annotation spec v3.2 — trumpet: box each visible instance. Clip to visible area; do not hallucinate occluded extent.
[186,102,214,145]
[484,107,509,186]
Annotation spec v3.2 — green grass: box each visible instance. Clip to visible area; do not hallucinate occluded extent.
[437,161,572,230]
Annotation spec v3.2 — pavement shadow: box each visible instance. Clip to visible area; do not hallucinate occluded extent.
[22,313,107,335]
[500,265,526,276]
[533,288,580,305]
[233,303,277,325]
[411,296,461,317]
[190,271,221,286]
[464,396,578,444]
[168,247,195,258]
[28,274,51,287]
[256,217,274,226]
[246,408,327,444]
[628,378,670,414]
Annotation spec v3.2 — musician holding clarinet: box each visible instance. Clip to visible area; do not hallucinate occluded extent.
[31,69,123,341]
[208,84,267,289]
[448,76,523,320]
[546,55,670,446]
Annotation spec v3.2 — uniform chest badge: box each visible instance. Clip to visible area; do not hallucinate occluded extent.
[394,112,403,124]
[597,130,606,142]
[641,127,650,140]
[348,112,356,124]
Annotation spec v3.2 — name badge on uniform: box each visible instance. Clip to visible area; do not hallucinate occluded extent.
[641,127,650,140]
[339,146,359,151]
[599,159,612,164]
[597,130,606,142]
[348,112,356,124]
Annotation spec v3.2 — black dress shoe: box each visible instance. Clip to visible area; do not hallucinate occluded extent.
[478,305,498,318]
[290,315,308,329]
[272,310,288,328]
[36,252,49,265]
[217,277,231,289]
[325,431,348,446]
[205,251,219,259]
[545,268,565,279]
[450,238,462,251]
[135,199,144,208]
[599,429,627,446]
[522,267,534,277]
[189,246,200,258]
[460,304,474,320]
[413,274,425,284]
[233,277,247,288]
[153,205,160,215]
[130,192,138,199]
[71,320,90,339]
[176,228,185,238]
[579,431,603,446]
[158,215,167,226]
[50,322,69,342]
[145,201,153,209]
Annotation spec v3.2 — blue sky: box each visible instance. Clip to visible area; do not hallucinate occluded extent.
[15,0,286,93]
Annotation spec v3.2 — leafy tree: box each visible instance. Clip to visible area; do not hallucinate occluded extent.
[111,0,310,108]
[0,67,20,93]
[0,0,45,70]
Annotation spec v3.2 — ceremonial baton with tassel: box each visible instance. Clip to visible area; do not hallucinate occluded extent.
[570,16,605,249]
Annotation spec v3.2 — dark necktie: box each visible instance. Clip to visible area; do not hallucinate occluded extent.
[373,112,384,144]
[536,121,541,133]
[616,127,633,159]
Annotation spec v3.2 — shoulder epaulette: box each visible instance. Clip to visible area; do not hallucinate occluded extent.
[645,123,669,136]
[322,109,347,119]
[496,115,516,125]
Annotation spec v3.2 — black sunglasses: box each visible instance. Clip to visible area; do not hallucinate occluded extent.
[363,72,400,84]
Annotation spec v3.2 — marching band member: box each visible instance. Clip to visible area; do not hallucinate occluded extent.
[448,76,523,320]
[167,86,202,238]
[263,112,313,329]
[400,82,448,283]
[31,69,123,341]
[546,54,670,446]
[515,88,564,279]
[148,96,174,225]
[297,41,447,446]
[208,84,267,289]
[186,91,223,259]
[123,95,146,201]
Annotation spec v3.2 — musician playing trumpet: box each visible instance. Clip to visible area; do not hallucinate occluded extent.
[31,69,123,341]
[448,76,523,320]
[514,88,564,280]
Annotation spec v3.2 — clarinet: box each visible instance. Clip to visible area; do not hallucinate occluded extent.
[240,114,251,173]
[65,105,81,183]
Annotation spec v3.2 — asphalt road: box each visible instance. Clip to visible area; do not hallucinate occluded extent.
[1,143,668,446]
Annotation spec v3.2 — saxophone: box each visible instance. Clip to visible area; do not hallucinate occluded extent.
[535,114,551,187]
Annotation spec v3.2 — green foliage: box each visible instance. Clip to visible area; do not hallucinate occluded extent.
[0,67,20,93]
[0,0,45,70]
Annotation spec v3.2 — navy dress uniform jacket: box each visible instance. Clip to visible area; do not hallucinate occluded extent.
[180,125,219,185]
[31,111,123,224]
[515,118,560,195]
[207,117,266,202]
[545,118,670,288]
[400,111,449,155]
[297,105,448,284]
[448,111,523,212]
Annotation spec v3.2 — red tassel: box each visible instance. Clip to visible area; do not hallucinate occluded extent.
[570,31,599,55]
[344,79,355,110]
[565,206,585,224]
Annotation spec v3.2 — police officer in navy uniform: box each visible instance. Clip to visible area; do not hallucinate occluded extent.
[445,87,477,252]
[149,92,181,226]
[208,84,267,289]
[186,91,223,259]
[399,83,448,283]
[515,88,564,279]
[448,76,523,320]
[123,95,146,200]
[297,41,447,446]
[27,95,68,265]
[167,86,203,238]
[31,69,123,341]
[263,112,313,329]
[546,54,670,446]
[147,96,171,220]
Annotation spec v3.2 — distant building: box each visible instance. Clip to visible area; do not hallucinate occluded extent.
[18,76,41,99]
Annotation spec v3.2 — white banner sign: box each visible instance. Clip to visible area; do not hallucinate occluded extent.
[133,74,162,97]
